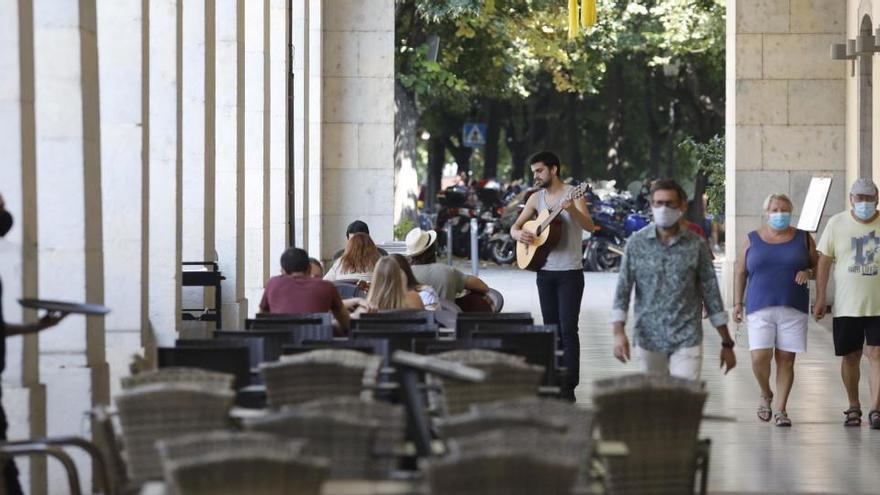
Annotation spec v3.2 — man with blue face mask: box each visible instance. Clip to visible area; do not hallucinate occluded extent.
[611,179,736,380]
[0,194,67,493]
[815,178,880,430]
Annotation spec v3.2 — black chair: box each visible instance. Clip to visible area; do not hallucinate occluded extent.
[281,339,385,356]
[334,281,367,299]
[471,325,559,386]
[455,312,533,340]
[351,328,438,362]
[221,325,333,346]
[212,331,292,362]
[157,345,251,389]
[360,310,436,325]
[414,338,506,355]
[246,312,332,329]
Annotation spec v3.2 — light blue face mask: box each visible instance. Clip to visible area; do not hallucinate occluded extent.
[854,201,878,220]
[767,212,791,230]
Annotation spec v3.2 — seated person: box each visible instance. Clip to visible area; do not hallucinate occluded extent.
[405,228,489,302]
[259,247,350,334]
[308,257,324,278]
[323,233,381,282]
[363,257,424,312]
[390,253,439,310]
[331,220,388,263]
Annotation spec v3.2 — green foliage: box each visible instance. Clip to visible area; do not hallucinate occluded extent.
[679,134,725,215]
[394,216,417,241]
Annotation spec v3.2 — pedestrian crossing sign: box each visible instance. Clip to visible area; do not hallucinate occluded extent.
[462,123,487,148]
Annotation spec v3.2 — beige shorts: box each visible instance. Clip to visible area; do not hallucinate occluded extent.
[635,345,703,381]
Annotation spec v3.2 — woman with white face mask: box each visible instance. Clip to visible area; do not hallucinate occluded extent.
[733,193,818,427]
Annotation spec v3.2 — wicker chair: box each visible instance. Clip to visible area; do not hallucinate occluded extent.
[592,374,709,495]
[121,367,235,391]
[259,349,382,408]
[429,349,544,415]
[244,409,380,479]
[435,409,567,440]
[156,431,306,466]
[425,450,579,495]
[115,384,234,485]
[293,397,404,478]
[166,449,329,495]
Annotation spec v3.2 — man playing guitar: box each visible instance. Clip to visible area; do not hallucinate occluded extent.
[511,151,594,401]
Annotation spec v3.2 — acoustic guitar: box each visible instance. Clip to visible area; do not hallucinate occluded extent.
[516,183,589,271]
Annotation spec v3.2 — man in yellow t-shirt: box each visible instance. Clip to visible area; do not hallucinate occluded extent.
[815,178,880,429]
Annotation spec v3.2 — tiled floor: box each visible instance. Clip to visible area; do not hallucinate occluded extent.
[478,265,880,495]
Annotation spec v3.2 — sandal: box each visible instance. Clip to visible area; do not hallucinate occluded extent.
[774,411,791,427]
[757,394,773,422]
[843,406,863,427]
[869,410,880,430]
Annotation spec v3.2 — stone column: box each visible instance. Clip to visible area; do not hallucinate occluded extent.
[729,0,847,300]
[0,0,45,491]
[146,0,182,346]
[33,0,108,489]
[243,0,267,317]
[291,0,311,250]
[96,0,144,394]
[181,0,208,321]
[214,0,245,328]
[320,0,395,258]
[267,0,288,266]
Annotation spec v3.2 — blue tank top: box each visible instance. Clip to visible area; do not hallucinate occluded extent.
[745,230,810,314]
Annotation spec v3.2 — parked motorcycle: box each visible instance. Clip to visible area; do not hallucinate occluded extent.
[486,188,536,265]
[582,185,650,272]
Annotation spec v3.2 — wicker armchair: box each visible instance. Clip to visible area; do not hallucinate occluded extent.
[293,397,404,478]
[165,449,329,495]
[429,349,544,415]
[435,409,567,440]
[259,349,382,408]
[115,383,234,485]
[592,374,709,495]
[244,409,380,479]
[425,450,579,495]
[156,431,306,466]
[121,367,235,391]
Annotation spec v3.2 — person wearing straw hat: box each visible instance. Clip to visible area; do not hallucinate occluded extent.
[814,178,880,430]
[405,228,489,303]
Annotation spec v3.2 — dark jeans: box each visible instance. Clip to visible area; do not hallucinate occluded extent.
[536,270,585,394]
[0,402,23,495]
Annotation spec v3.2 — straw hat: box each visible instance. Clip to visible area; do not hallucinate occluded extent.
[405,228,438,257]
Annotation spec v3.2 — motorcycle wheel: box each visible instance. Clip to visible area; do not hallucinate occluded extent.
[490,239,516,265]
[588,238,622,272]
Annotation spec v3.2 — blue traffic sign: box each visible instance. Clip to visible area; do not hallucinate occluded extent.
[462,123,487,148]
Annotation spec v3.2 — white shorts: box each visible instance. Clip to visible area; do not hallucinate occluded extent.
[635,345,703,381]
[746,305,808,353]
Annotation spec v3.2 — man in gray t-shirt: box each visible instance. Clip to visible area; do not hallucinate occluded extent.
[404,228,488,301]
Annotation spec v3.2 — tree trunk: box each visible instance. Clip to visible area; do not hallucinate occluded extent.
[394,82,420,223]
[426,134,446,209]
[566,93,583,180]
[605,61,625,186]
[483,100,501,179]
[447,138,473,175]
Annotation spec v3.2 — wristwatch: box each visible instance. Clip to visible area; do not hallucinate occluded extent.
[721,339,735,349]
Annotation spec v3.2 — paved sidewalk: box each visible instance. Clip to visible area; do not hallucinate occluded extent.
[477,265,880,495]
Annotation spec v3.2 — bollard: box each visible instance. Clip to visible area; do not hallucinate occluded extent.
[446,222,453,266]
[470,217,479,276]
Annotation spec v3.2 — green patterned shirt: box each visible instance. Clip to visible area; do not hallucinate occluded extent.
[611,225,728,352]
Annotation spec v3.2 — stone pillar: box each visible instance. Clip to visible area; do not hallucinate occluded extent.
[847,1,880,183]
[243,0,267,317]
[181,0,208,319]
[0,0,46,491]
[268,0,289,266]
[33,0,108,489]
[291,0,312,250]
[96,0,144,395]
[146,0,182,346]
[321,0,395,259]
[214,0,245,328]
[729,0,847,301]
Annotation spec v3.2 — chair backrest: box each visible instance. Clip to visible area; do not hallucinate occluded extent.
[121,367,235,391]
[259,350,382,408]
[435,409,567,440]
[157,345,251,389]
[359,310,436,325]
[282,339,384,357]
[413,338,505,355]
[455,313,533,339]
[334,281,367,299]
[90,405,130,494]
[215,327,335,358]
[115,384,234,484]
[351,328,438,362]
[166,449,329,495]
[157,431,305,466]
[592,374,708,495]
[425,451,578,495]
[247,312,332,329]
[471,327,557,386]
[244,410,380,479]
